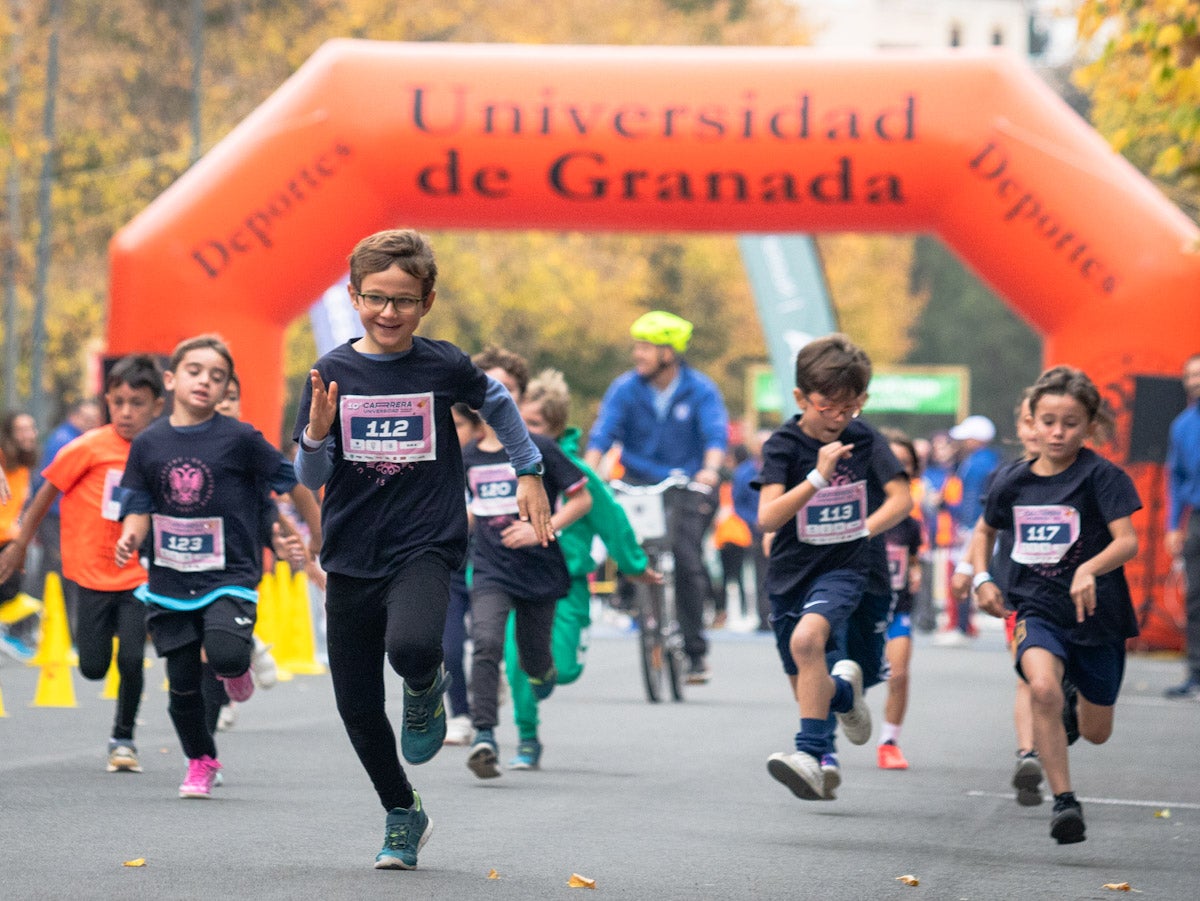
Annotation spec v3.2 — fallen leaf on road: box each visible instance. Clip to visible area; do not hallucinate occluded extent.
[1154,809,1171,818]
[488,869,500,879]
[896,874,919,886]
[1102,883,1136,892]
[123,858,146,868]
[567,873,596,889]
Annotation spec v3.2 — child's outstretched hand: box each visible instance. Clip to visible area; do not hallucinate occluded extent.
[974,580,1008,619]
[516,476,556,546]
[114,532,140,568]
[1069,570,1097,623]
[499,519,540,549]
[628,567,664,585]
[815,441,854,482]
[0,542,22,584]
[271,522,308,570]
[306,370,339,442]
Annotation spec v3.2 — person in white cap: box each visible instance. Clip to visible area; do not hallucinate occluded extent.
[940,414,1001,644]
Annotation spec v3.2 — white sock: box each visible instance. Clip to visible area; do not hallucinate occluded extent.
[880,722,902,746]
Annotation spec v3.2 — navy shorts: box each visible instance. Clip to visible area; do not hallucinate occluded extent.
[145,595,257,657]
[770,569,866,676]
[886,612,912,641]
[1014,615,1125,706]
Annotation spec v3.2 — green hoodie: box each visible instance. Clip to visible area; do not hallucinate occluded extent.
[556,427,648,579]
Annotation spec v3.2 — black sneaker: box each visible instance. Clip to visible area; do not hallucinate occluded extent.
[1061,678,1080,746]
[686,658,711,685]
[1050,794,1086,844]
[1163,678,1200,699]
[528,666,557,701]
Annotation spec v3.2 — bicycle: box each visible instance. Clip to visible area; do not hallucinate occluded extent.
[610,474,710,703]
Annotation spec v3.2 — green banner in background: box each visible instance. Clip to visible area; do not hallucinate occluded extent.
[737,235,837,417]
[751,367,968,418]
[863,371,964,415]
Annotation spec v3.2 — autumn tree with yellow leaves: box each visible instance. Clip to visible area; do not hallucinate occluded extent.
[3,0,931,435]
[1075,0,1200,221]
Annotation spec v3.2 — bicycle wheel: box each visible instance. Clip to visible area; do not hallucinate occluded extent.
[638,583,666,703]
[662,586,686,702]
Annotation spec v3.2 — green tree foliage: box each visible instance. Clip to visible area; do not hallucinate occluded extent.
[1075,0,1200,221]
[1,0,812,430]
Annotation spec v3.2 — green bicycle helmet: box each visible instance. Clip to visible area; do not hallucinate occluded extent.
[629,310,693,353]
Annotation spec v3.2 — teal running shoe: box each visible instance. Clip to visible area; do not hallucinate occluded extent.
[508,739,543,770]
[401,667,450,765]
[375,793,432,869]
[467,728,501,779]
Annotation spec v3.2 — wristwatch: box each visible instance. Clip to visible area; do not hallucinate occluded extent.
[515,461,545,477]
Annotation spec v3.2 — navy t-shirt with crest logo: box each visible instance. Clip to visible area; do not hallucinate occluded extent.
[982,447,1141,644]
[753,416,905,601]
[292,337,490,578]
[120,414,297,600]
[463,431,586,602]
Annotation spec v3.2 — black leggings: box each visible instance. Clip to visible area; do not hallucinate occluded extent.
[325,553,451,812]
[165,630,251,761]
[75,587,147,742]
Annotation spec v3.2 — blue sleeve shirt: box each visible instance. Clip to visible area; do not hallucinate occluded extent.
[586,362,728,484]
[1167,402,1200,530]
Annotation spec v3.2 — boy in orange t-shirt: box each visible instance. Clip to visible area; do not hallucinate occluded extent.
[0,356,165,773]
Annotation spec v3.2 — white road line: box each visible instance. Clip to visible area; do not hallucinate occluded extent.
[968,790,1200,810]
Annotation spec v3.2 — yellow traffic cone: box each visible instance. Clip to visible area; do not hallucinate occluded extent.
[255,566,292,682]
[254,568,280,651]
[29,573,71,668]
[31,658,78,707]
[100,638,120,699]
[278,569,326,675]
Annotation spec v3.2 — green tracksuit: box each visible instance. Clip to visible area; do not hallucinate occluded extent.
[505,427,648,740]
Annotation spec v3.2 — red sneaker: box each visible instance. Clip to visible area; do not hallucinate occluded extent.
[877,741,909,770]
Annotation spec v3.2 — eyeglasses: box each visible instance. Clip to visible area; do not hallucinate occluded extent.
[354,292,426,313]
[804,394,862,419]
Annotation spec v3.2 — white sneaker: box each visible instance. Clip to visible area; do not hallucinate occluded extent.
[932,630,971,648]
[831,659,871,745]
[216,701,238,732]
[250,637,278,689]
[443,715,475,746]
[767,750,825,801]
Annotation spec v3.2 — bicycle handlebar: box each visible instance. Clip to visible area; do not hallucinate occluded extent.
[609,474,713,496]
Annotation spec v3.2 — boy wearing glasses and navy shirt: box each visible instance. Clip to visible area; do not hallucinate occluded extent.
[755,333,912,801]
[293,228,555,871]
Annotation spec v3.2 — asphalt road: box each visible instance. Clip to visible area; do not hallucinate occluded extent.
[1,620,1197,900]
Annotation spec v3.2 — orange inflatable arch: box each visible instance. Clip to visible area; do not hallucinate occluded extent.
[108,41,1200,639]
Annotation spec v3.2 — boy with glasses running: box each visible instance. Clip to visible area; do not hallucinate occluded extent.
[293,229,554,870]
[756,333,912,801]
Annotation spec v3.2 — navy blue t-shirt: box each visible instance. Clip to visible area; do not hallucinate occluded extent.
[883,516,922,615]
[121,414,297,599]
[981,461,1023,601]
[983,448,1141,644]
[753,417,905,601]
[292,337,489,578]
[464,431,585,602]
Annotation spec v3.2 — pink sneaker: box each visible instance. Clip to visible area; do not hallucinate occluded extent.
[179,755,222,798]
[219,669,255,702]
